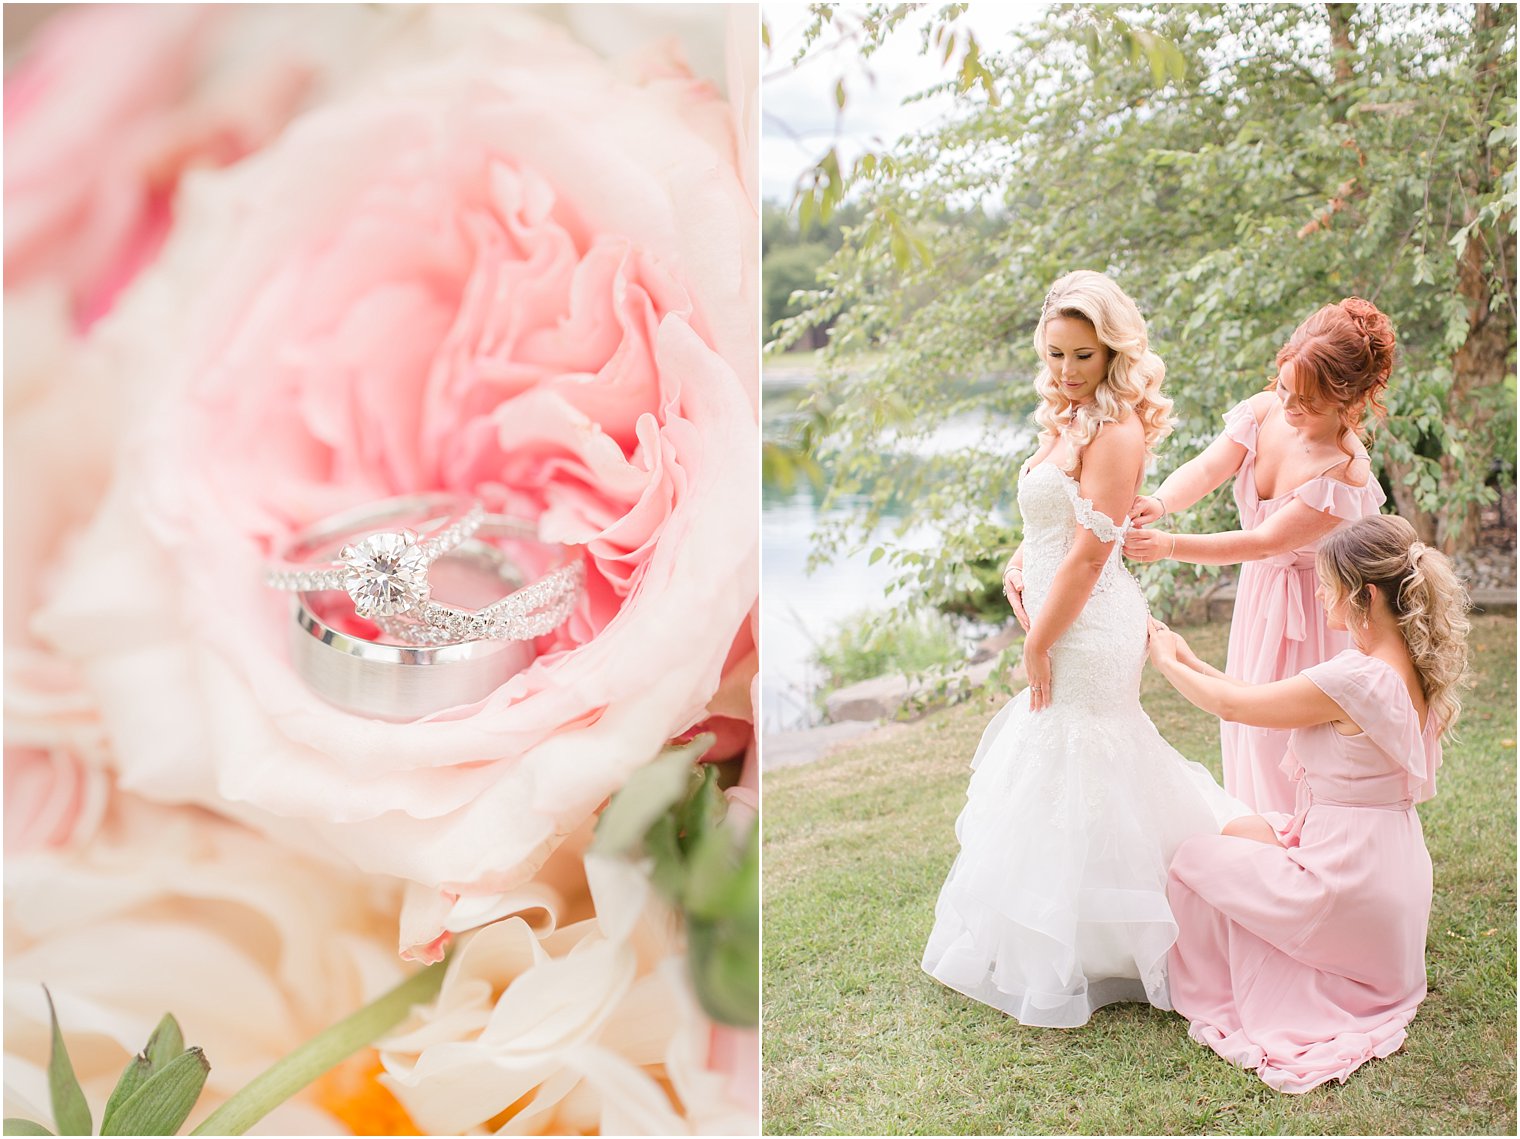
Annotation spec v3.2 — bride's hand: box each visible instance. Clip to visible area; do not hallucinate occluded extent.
[1022,641,1052,712]
[1123,528,1174,563]
[1002,565,1031,632]
[1129,494,1165,526]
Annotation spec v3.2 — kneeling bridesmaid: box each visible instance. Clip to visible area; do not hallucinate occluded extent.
[1145,514,1471,1093]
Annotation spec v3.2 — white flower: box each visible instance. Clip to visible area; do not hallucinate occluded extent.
[3,782,407,1134]
[379,855,754,1135]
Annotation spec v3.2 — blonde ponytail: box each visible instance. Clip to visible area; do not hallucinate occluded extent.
[1317,515,1473,736]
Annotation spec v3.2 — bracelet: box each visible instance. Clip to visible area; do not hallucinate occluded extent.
[1154,494,1168,520]
[1167,532,1177,559]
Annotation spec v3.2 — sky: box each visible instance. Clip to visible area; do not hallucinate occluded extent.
[760,2,1036,205]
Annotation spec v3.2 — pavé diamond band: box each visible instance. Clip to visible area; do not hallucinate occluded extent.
[372,516,583,646]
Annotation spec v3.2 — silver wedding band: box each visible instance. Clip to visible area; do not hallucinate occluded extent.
[291,597,534,721]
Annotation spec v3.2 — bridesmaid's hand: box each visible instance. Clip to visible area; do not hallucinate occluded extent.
[1002,565,1031,632]
[1146,617,1182,667]
[1129,494,1165,526]
[1148,619,1208,676]
[1022,641,1053,712]
[1123,527,1174,563]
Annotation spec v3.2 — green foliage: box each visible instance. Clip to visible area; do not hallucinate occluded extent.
[10,1001,208,1138]
[594,736,759,1028]
[100,1050,209,1136]
[788,5,1003,234]
[780,4,1517,618]
[44,990,90,1136]
[13,964,454,1137]
[812,607,965,693]
[764,242,833,339]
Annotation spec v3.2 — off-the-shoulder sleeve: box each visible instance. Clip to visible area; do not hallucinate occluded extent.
[1290,474,1387,522]
[1061,479,1128,543]
[1221,400,1259,453]
[1301,650,1439,800]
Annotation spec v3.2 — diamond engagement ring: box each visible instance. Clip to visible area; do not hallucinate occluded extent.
[291,540,537,720]
[271,494,584,645]
[267,496,485,618]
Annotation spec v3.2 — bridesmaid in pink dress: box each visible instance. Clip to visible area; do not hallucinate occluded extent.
[1124,299,1395,813]
[1145,514,1471,1092]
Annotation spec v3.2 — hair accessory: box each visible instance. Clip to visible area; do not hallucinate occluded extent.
[1408,540,1428,565]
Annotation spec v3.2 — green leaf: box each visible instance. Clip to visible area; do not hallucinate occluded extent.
[1082,24,1100,71]
[684,824,759,1027]
[42,989,90,1138]
[100,1049,209,1136]
[687,916,759,1027]
[677,764,726,857]
[3,1121,54,1136]
[834,78,846,110]
[684,819,758,922]
[796,187,814,234]
[143,1015,184,1072]
[591,735,714,857]
[189,959,450,1136]
[101,1054,154,1133]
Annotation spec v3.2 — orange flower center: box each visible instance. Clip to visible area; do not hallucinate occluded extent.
[311,1050,420,1136]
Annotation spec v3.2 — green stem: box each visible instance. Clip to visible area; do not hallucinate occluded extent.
[189,956,449,1136]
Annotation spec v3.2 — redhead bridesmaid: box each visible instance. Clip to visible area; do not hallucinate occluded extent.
[1146,514,1471,1093]
[1124,299,1394,813]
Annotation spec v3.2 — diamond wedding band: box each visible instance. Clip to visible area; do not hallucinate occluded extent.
[374,516,583,646]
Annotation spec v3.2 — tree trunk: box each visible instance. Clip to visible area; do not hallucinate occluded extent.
[1382,457,1438,545]
[1440,2,1516,552]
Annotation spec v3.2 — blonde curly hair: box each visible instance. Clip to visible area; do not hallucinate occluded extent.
[1032,270,1174,464]
[1316,514,1472,738]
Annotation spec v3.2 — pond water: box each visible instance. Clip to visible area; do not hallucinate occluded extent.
[762,372,1027,732]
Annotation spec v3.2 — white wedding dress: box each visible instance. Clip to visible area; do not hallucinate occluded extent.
[921,460,1247,1027]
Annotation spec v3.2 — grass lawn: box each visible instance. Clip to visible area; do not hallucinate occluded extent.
[761,616,1517,1136]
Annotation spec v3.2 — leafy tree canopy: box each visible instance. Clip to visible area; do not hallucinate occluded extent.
[776,3,1516,617]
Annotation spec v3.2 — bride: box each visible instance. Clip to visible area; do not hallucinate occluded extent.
[921,270,1246,1027]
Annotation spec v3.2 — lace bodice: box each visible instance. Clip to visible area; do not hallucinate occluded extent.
[1017,462,1132,595]
[1015,461,1148,710]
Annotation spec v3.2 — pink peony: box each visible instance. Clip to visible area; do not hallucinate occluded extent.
[3,651,110,854]
[32,9,758,956]
[3,5,376,328]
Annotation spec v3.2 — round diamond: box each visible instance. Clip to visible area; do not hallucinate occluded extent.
[341,531,430,617]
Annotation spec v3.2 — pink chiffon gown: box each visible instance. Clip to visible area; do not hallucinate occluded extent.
[1166,650,1442,1093]
[1220,400,1385,813]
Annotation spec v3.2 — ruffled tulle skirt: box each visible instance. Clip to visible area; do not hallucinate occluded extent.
[922,691,1246,1027]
